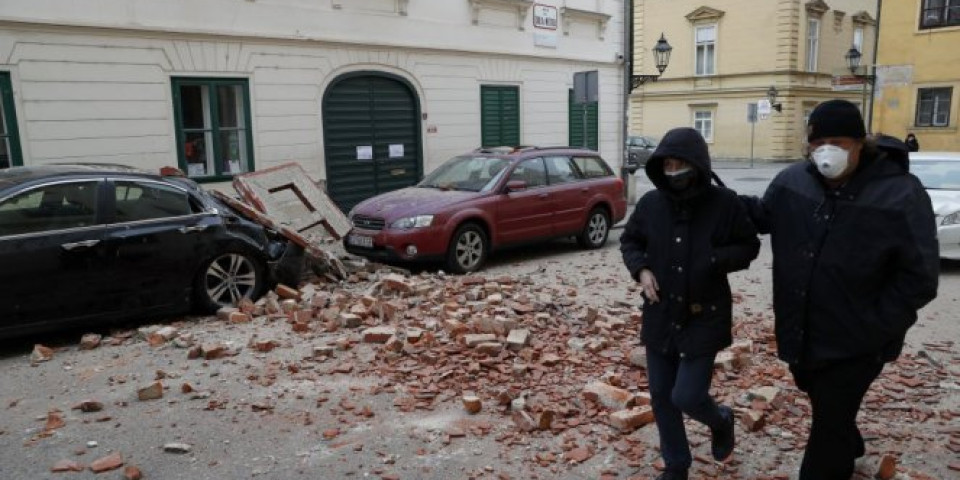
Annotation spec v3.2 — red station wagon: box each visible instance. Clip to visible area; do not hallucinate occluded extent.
[344,146,627,273]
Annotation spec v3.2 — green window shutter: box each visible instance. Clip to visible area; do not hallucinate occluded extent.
[481,85,520,147]
[0,72,23,168]
[568,89,598,150]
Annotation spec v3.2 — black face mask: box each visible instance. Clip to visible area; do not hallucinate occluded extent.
[664,168,697,191]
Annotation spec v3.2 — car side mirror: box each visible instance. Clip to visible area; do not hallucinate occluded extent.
[505,180,527,192]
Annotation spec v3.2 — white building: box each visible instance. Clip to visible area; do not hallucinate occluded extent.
[0,0,627,211]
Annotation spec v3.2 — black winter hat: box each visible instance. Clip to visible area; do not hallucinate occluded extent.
[807,99,866,142]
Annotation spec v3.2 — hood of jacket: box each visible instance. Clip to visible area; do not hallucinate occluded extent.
[644,127,713,196]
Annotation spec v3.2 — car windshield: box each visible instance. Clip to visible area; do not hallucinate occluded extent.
[418,155,510,192]
[912,160,960,190]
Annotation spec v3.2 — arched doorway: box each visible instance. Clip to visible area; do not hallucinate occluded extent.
[322,72,423,212]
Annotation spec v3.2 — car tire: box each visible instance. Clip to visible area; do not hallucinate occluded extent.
[193,249,266,313]
[578,207,610,249]
[446,223,488,274]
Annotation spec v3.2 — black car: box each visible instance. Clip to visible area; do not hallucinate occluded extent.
[0,164,302,338]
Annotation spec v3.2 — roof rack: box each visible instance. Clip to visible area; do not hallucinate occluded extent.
[473,145,539,154]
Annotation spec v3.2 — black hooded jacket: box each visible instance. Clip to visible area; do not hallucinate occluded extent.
[742,144,939,366]
[620,128,760,358]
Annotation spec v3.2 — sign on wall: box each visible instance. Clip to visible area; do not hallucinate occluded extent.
[533,3,558,48]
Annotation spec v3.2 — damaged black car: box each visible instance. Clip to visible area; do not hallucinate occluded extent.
[0,164,303,338]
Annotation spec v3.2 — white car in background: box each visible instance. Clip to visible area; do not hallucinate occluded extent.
[910,151,960,260]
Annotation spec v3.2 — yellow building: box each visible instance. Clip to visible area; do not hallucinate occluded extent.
[630,0,877,161]
[873,0,960,151]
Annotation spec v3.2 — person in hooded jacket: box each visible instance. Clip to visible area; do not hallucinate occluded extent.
[620,127,760,480]
[740,100,939,479]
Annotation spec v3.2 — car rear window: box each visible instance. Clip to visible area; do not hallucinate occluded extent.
[114,181,194,222]
[912,160,960,189]
[572,156,614,179]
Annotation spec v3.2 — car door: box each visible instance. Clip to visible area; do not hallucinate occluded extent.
[544,155,588,235]
[0,179,108,329]
[97,179,219,313]
[495,157,554,244]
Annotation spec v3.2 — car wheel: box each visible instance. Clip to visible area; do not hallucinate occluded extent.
[194,250,266,312]
[446,223,488,274]
[578,208,610,249]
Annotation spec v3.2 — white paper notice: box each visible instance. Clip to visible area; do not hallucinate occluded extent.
[389,144,404,158]
[227,160,241,173]
[187,163,206,177]
[356,146,373,160]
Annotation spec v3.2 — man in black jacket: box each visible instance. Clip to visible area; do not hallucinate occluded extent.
[621,127,760,480]
[741,100,939,479]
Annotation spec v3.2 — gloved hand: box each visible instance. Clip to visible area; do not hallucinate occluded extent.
[638,268,660,304]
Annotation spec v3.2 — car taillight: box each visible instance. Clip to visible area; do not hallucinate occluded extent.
[614,177,624,194]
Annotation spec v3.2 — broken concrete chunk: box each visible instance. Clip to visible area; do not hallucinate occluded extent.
[506,329,530,351]
[609,406,654,432]
[137,381,163,401]
[582,381,636,411]
[362,326,397,344]
[464,333,497,347]
[79,333,102,350]
[163,442,193,454]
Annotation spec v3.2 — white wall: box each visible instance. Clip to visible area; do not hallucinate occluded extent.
[0,0,627,177]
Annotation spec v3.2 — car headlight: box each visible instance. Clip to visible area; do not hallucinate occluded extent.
[391,215,434,229]
[942,211,960,226]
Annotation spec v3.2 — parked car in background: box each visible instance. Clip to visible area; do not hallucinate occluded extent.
[0,164,303,339]
[910,151,960,260]
[344,146,627,273]
[625,135,658,173]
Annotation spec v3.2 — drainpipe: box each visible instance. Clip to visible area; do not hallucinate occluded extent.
[621,0,634,203]
[869,0,882,132]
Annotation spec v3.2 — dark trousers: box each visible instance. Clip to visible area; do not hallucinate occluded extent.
[790,356,885,480]
[646,346,726,471]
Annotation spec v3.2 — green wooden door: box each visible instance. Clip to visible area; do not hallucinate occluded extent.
[323,74,422,212]
[0,72,23,169]
[568,90,598,150]
[480,86,520,147]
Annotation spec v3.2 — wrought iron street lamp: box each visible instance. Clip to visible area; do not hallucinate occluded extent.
[631,33,672,90]
[766,85,783,113]
[844,46,876,131]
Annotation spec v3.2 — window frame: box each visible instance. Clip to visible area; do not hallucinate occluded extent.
[915,87,953,127]
[806,18,820,72]
[171,77,255,182]
[694,24,717,76]
[693,110,714,143]
[508,157,548,189]
[920,0,960,29]
[0,72,24,169]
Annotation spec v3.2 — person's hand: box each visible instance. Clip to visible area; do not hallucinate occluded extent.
[638,269,660,304]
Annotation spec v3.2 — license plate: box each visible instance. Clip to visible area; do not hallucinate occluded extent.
[347,234,373,248]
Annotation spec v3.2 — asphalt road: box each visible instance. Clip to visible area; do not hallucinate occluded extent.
[0,160,956,479]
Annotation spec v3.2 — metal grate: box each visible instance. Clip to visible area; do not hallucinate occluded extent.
[352,215,385,231]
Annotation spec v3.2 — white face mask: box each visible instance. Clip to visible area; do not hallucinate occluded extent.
[811,145,849,179]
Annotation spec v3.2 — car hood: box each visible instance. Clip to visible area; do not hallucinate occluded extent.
[928,189,960,216]
[352,187,482,220]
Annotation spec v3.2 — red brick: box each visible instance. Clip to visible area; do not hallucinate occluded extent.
[608,406,654,432]
[582,381,636,411]
[89,452,123,473]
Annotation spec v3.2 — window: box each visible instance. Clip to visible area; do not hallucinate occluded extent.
[920,0,960,29]
[0,73,23,170]
[853,26,864,53]
[508,158,547,188]
[480,85,520,148]
[172,78,254,180]
[0,181,98,236]
[113,181,195,223]
[916,87,953,127]
[693,110,714,142]
[571,156,613,179]
[695,25,716,76]
[806,18,820,72]
[544,156,581,185]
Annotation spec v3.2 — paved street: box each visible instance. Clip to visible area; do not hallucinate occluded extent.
[1,161,958,480]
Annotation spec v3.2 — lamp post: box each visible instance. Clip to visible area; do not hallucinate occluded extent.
[844,46,876,132]
[631,34,673,90]
[766,85,783,112]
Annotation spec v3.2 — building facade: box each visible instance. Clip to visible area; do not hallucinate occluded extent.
[0,0,626,211]
[630,0,877,162]
[873,0,960,151]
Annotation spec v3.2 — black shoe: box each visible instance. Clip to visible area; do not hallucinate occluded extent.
[711,405,735,462]
[655,470,689,480]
